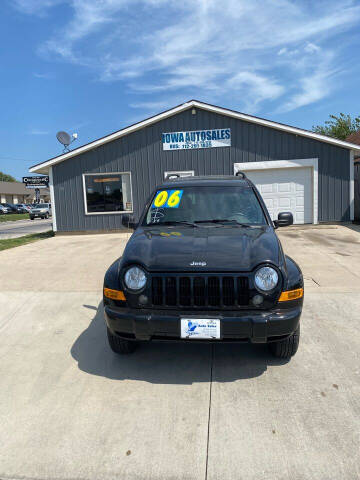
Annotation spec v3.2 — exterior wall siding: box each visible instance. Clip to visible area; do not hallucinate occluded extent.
[53,108,351,231]
[355,162,360,222]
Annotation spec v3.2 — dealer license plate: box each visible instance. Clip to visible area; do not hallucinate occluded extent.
[181,318,220,339]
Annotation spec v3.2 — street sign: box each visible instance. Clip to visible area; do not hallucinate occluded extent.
[22,176,49,188]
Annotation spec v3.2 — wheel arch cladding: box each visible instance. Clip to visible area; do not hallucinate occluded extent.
[284,255,303,291]
[104,258,122,290]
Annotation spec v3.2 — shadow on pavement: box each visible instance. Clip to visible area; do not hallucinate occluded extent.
[343,223,360,235]
[71,302,288,384]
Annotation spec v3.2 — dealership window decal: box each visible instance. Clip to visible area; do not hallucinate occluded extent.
[82,172,133,215]
[152,190,184,209]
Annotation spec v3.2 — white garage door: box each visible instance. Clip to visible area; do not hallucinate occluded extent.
[243,167,313,224]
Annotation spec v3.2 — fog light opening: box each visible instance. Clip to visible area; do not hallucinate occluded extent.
[138,294,148,305]
[252,294,264,306]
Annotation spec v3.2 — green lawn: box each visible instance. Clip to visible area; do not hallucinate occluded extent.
[0,231,54,251]
[0,213,29,222]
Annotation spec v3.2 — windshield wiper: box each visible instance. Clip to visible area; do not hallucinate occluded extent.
[159,220,199,227]
[194,219,252,227]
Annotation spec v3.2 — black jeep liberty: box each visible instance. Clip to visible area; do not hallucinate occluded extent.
[103,174,303,359]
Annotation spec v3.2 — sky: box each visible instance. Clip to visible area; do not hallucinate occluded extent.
[1,0,360,180]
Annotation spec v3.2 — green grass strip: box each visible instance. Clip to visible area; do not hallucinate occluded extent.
[0,231,54,251]
[0,213,29,222]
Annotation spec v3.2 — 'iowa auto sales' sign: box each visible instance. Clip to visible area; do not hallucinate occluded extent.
[162,128,231,151]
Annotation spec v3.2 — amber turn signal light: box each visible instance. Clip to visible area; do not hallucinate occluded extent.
[103,288,126,301]
[278,288,303,302]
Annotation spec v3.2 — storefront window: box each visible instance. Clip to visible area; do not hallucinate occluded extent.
[83,173,133,214]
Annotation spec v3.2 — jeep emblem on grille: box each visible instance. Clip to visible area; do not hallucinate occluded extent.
[190,261,207,266]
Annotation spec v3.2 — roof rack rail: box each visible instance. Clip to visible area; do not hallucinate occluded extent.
[165,173,181,180]
[235,171,247,178]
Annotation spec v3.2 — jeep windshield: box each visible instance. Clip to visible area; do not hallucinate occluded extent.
[143,186,267,226]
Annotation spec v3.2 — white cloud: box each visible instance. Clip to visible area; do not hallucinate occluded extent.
[33,72,54,79]
[29,129,49,135]
[13,0,360,113]
[227,72,284,112]
[69,120,90,130]
[130,101,177,110]
[13,0,63,15]
[277,46,336,112]
[279,64,336,112]
[305,42,321,54]
[129,95,192,114]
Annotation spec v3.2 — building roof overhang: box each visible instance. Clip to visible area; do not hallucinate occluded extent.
[30,100,360,174]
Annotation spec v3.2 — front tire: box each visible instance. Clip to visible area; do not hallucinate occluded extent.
[30,216,34,220]
[269,325,300,359]
[107,327,137,354]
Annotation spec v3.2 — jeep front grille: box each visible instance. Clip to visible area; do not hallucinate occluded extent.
[151,275,249,308]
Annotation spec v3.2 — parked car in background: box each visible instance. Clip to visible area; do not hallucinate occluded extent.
[14,204,23,213]
[1,203,19,213]
[29,203,52,220]
[0,205,9,214]
[16,204,31,213]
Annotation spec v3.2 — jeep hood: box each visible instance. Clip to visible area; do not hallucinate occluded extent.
[122,225,283,272]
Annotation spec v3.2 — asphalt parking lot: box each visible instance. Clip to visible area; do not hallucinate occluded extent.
[0,224,359,480]
[0,217,53,239]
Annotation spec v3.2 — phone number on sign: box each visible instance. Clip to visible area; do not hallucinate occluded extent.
[169,141,212,149]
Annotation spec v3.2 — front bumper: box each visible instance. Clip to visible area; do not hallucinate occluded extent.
[104,305,301,343]
[30,212,47,217]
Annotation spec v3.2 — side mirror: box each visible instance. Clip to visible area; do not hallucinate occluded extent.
[274,212,293,228]
[122,214,138,230]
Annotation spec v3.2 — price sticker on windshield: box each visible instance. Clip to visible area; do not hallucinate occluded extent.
[152,190,183,208]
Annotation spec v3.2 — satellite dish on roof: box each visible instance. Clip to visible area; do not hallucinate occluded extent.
[56,131,78,153]
[57,131,71,146]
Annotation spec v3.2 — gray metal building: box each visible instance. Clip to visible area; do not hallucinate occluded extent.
[355,161,360,222]
[30,100,360,233]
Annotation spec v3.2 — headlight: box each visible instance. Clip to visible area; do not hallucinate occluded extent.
[255,266,278,292]
[124,266,147,291]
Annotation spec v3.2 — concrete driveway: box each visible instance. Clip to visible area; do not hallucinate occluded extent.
[0,225,359,480]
